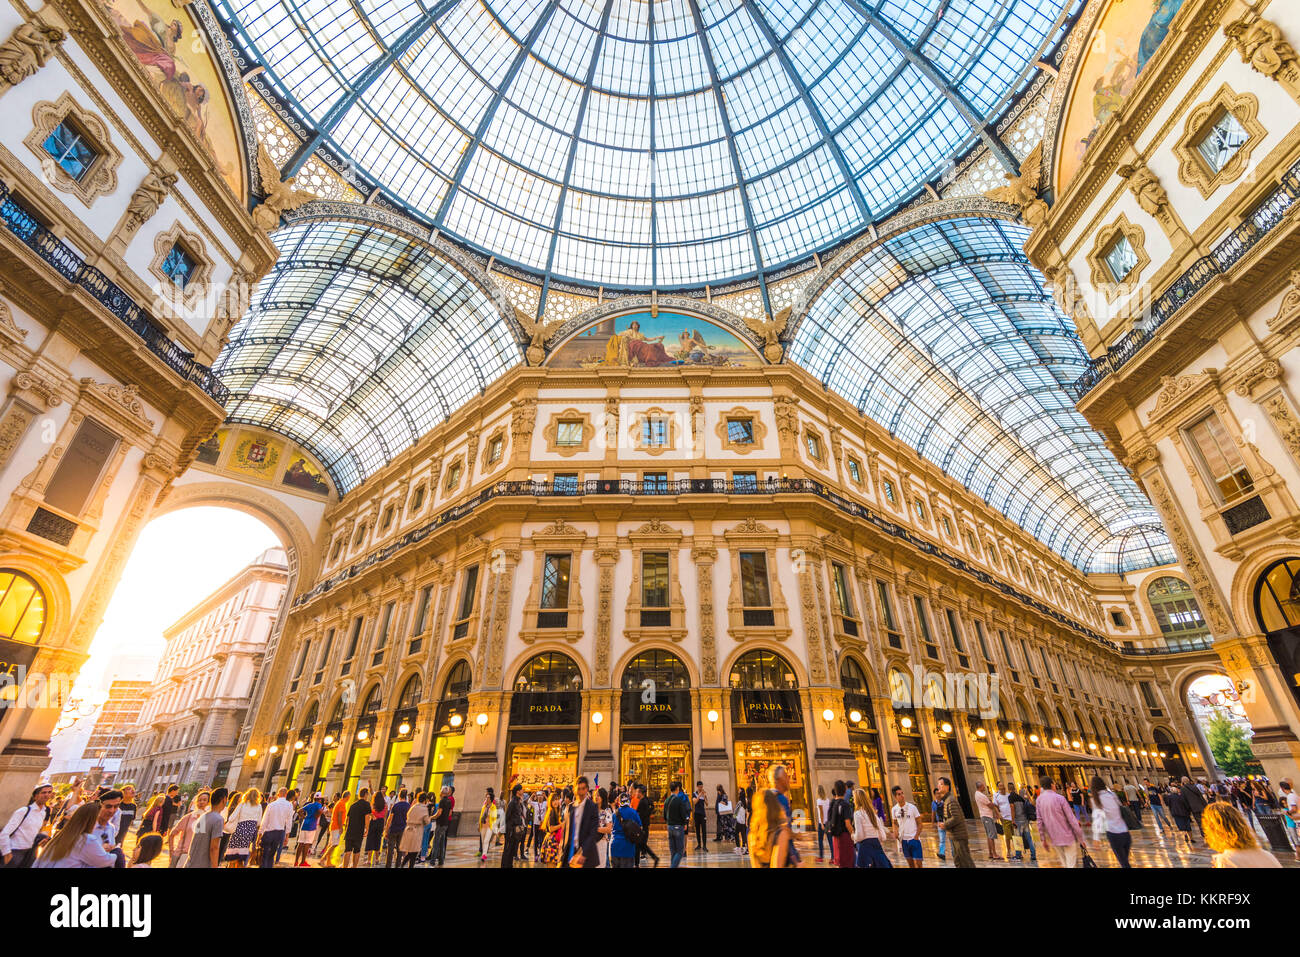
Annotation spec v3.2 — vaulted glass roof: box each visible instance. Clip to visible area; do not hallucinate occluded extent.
[214,219,521,492]
[788,218,1168,572]
[217,0,1070,288]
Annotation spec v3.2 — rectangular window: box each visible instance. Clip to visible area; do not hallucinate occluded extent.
[554,473,579,494]
[913,595,935,651]
[831,563,854,616]
[1185,412,1253,503]
[1196,109,1249,173]
[941,515,952,537]
[316,628,334,679]
[381,505,394,530]
[913,499,926,522]
[641,552,669,607]
[457,566,479,621]
[161,243,197,289]
[445,462,462,488]
[42,119,98,181]
[945,608,970,668]
[848,459,862,483]
[643,471,668,492]
[1103,234,1139,282]
[974,620,995,674]
[373,601,395,665]
[877,583,902,648]
[345,616,364,660]
[43,417,120,517]
[642,417,668,446]
[883,480,896,504]
[412,586,433,635]
[487,436,503,463]
[540,553,571,609]
[733,471,758,491]
[556,420,584,446]
[805,434,821,459]
[293,638,311,679]
[726,418,754,444]
[739,552,774,626]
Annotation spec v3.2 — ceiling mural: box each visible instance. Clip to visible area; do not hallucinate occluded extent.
[546,310,763,368]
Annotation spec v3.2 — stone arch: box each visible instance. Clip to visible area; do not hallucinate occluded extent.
[155,479,321,585]
[611,642,701,690]
[1230,543,1300,636]
[504,645,590,693]
[393,669,425,708]
[0,550,73,655]
[434,654,475,697]
[720,643,811,690]
[835,649,878,696]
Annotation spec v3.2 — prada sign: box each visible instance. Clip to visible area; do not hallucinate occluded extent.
[509,691,581,726]
[621,690,691,725]
[732,690,802,724]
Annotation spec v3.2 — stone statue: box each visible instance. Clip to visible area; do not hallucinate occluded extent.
[251,144,318,231]
[514,307,564,365]
[1116,162,1169,218]
[1225,14,1298,82]
[0,20,65,90]
[742,306,791,363]
[125,168,178,233]
[984,142,1049,227]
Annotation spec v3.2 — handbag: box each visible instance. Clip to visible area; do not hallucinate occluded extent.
[1120,806,1142,830]
[1080,847,1098,868]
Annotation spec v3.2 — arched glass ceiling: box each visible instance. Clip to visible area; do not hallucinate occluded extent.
[216,0,1071,289]
[1089,524,1178,577]
[214,219,521,493]
[788,217,1169,573]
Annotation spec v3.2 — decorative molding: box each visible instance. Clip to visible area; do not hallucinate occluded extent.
[626,406,680,455]
[1115,160,1184,243]
[123,165,178,236]
[23,91,122,207]
[1087,213,1150,304]
[1173,85,1266,200]
[1149,368,1220,423]
[0,16,65,91]
[148,221,214,310]
[1224,12,1300,102]
[543,408,595,456]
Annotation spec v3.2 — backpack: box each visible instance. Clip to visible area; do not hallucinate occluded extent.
[828,797,850,837]
[619,807,643,845]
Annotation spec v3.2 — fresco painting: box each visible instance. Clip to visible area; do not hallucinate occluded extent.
[546,311,762,369]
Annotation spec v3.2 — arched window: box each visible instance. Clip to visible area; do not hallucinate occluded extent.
[514,652,582,692]
[361,684,382,715]
[278,709,294,734]
[1147,577,1209,642]
[301,701,319,729]
[328,697,346,725]
[728,649,797,690]
[1254,558,1300,631]
[396,675,422,710]
[839,657,870,693]
[442,659,472,698]
[0,570,46,643]
[621,649,689,691]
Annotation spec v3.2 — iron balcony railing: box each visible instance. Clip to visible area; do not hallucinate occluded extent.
[1119,636,1215,656]
[299,474,1118,649]
[0,181,229,403]
[1069,154,1300,400]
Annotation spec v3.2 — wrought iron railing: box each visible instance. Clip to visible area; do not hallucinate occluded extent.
[0,181,229,403]
[298,474,1118,649]
[1069,155,1300,400]
[1118,636,1215,656]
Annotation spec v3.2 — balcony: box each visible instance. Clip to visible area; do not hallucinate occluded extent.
[0,181,228,403]
[1070,153,1300,400]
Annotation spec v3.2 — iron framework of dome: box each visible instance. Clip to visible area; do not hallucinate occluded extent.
[217,0,1073,291]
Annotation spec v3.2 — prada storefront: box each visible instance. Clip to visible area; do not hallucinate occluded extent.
[506,652,582,791]
[620,650,692,811]
[729,649,809,818]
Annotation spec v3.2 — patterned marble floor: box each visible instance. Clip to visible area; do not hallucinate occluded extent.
[138,815,1299,868]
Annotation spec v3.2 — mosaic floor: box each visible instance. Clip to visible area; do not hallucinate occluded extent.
[137,815,1300,868]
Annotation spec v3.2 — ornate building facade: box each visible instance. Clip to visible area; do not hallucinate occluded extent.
[118,547,287,792]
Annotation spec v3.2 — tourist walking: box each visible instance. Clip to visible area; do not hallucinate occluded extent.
[1179,776,1207,835]
[477,788,497,861]
[633,784,659,866]
[1144,779,1170,833]
[383,789,409,868]
[166,789,209,867]
[1035,776,1085,867]
[974,782,1004,861]
[400,792,429,868]
[734,789,750,854]
[295,793,325,867]
[365,787,387,866]
[1164,782,1195,849]
[1007,784,1037,862]
[502,783,526,868]
[185,788,227,868]
[826,780,855,867]
[1,782,53,868]
[937,777,975,868]
[815,783,829,862]
[115,785,137,847]
[749,788,793,868]
[258,786,294,868]
[539,790,564,866]
[1090,776,1132,868]
[664,779,690,867]
[852,787,891,868]
[890,785,924,869]
[691,782,708,850]
[561,775,600,868]
[321,791,349,867]
[609,791,642,867]
[1279,779,1299,861]
[343,787,371,869]
[35,803,116,869]
[223,787,262,867]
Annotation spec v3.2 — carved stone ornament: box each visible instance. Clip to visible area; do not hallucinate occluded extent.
[514,307,564,366]
[1174,85,1267,199]
[251,143,318,231]
[125,167,178,234]
[1150,368,1218,421]
[1261,392,1300,461]
[24,92,122,207]
[79,378,155,429]
[983,141,1048,227]
[14,370,62,408]
[741,306,790,363]
[1233,360,1282,398]
[0,18,65,90]
[1225,13,1300,93]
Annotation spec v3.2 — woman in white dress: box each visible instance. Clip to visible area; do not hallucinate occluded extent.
[594,788,614,868]
[223,787,262,867]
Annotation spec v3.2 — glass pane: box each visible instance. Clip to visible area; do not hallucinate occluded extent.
[727,418,754,443]
[739,551,771,607]
[1103,236,1138,282]
[642,551,669,607]
[1196,110,1249,172]
[557,421,583,446]
[540,553,571,609]
[458,565,479,619]
[42,121,97,181]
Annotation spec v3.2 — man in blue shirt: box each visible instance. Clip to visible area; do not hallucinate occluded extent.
[294,794,324,867]
[663,779,691,867]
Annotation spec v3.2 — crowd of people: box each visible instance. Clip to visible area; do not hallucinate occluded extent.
[2,770,1296,869]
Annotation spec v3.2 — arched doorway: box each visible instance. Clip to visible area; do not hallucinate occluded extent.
[840,657,884,799]
[1153,728,1186,780]
[382,674,423,792]
[427,659,471,795]
[1253,558,1300,711]
[286,700,317,791]
[730,649,810,817]
[1185,673,1260,779]
[620,649,691,810]
[343,683,383,795]
[505,652,583,791]
[312,696,346,797]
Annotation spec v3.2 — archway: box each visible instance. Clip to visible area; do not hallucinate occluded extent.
[1252,557,1300,713]
[730,649,811,817]
[619,649,692,809]
[94,505,286,793]
[1185,673,1260,780]
[505,652,584,791]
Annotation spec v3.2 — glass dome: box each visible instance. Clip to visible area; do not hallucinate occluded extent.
[217,0,1070,288]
